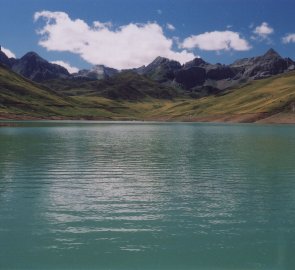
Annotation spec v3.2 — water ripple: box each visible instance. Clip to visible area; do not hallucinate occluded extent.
[1,122,295,269]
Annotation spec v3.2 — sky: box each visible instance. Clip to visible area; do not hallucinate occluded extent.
[1,0,295,72]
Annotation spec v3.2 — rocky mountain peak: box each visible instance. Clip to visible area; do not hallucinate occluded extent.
[263,48,281,58]
[21,51,42,59]
[74,64,119,79]
[139,56,182,83]
[11,51,70,82]
[151,56,171,65]
[183,57,208,69]
[0,50,11,67]
[18,52,49,67]
[145,56,182,70]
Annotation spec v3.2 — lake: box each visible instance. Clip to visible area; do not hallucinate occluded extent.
[1,121,295,270]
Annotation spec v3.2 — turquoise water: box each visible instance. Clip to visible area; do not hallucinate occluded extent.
[1,121,295,270]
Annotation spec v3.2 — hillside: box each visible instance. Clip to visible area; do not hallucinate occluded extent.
[0,63,73,119]
[0,64,183,120]
[43,71,182,100]
[137,71,295,123]
[1,62,295,123]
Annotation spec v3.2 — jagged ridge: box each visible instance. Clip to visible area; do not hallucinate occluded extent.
[0,47,294,97]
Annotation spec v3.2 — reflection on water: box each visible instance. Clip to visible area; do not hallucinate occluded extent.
[1,122,295,269]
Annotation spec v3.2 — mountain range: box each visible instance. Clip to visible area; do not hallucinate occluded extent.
[0,49,70,82]
[1,46,294,95]
[0,46,295,123]
[138,49,295,94]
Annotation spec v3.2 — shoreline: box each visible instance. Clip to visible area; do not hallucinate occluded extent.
[1,112,295,125]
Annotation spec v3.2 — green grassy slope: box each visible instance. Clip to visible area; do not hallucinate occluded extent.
[0,65,137,119]
[44,71,181,99]
[0,64,75,118]
[140,71,295,121]
[0,65,181,119]
[1,63,295,122]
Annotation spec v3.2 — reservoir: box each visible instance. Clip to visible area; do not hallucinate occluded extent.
[1,121,295,269]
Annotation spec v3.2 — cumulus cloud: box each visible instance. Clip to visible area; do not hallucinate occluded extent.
[253,22,274,39]
[282,33,295,44]
[34,11,194,69]
[181,31,251,51]
[166,23,175,31]
[2,46,16,58]
[51,60,79,73]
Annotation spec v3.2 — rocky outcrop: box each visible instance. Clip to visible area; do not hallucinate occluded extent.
[0,48,13,68]
[137,56,182,83]
[183,58,209,69]
[141,49,295,92]
[206,64,235,80]
[73,65,118,80]
[11,52,70,82]
[175,67,206,89]
[230,48,295,80]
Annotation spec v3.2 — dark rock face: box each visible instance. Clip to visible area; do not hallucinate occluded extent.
[141,56,237,90]
[138,56,182,83]
[142,49,295,93]
[206,65,235,80]
[74,65,118,80]
[11,52,70,82]
[8,57,17,67]
[230,48,294,80]
[183,58,209,69]
[0,50,12,68]
[175,67,206,89]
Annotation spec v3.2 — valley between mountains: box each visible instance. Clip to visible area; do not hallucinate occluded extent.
[1,47,295,123]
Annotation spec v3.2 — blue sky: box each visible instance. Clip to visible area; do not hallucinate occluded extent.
[1,0,295,72]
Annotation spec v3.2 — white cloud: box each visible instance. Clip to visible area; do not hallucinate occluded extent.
[93,21,112,29]
[166,23,175,31]
[51,60,79,73]
[2,46,16,58]
[282,33,295,44]
[34,11,195,69]
[157,9,162,15]
[181,31,251,51]
[253,22,274,39]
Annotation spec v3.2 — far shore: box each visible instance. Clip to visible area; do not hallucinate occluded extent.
[1,112,295,125]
